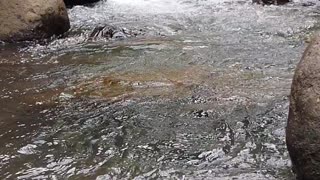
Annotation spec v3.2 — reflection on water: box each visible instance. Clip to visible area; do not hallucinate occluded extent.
[1,0,320,179]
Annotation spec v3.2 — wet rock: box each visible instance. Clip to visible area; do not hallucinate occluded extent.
[301,2,316,7]
[193,110,209,118]
[286,33,320,180]
[0,0,70,42]
[88,25,139,40]
[252,0,290,5]
[64,0,101,7]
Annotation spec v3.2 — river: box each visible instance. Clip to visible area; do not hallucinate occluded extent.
[1,0,320,179]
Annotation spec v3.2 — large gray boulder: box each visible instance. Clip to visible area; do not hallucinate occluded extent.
[287,33,320,180]
[0,0,70,42]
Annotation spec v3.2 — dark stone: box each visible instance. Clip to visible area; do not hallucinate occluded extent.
[88,25,140,40]
[252,0,290,5]
[64,0,101,7]
[286,33,320,180]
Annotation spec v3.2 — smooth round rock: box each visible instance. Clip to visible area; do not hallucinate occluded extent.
[287,33,320,180]
[0,0,70,42]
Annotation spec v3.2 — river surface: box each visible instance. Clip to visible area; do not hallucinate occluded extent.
[1,0,320,179]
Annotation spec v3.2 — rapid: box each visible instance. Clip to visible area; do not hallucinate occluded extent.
[1,0,320,179]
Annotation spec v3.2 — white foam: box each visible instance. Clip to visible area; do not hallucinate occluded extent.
[106,0,194,14]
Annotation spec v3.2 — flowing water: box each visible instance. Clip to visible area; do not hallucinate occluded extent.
[1,0,320,179]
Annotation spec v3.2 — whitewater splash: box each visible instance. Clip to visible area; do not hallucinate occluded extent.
[68,0,243,27]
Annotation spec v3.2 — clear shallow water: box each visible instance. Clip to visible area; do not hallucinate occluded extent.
[1,0,320,179]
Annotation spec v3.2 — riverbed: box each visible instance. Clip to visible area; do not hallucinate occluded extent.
[1,0,320,179]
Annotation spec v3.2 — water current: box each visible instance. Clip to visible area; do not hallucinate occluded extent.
[1,0,320,179]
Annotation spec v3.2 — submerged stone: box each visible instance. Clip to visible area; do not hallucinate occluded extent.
[88,25,139,40]
[252,0,290,5]
[286,33,320,180]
